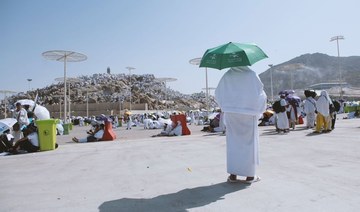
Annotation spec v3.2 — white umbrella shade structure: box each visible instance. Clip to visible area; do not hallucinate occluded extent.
[0,118,17,133]
[42,50,87,122]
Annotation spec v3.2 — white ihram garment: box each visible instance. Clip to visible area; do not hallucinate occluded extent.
[224,113,259,176]
[276,99,289,130]
[303,97,316,128]
[215,66,267,177]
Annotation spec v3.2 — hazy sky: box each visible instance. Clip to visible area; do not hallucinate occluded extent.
[1,0,359,99]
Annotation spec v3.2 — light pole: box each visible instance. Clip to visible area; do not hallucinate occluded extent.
[126,66,136,111]
[52,95,63,119]
[55,77,81,119]
[202,87,216,110]
[156,77,177,111]
[27,79,32,91]
[268,64,274,102]
[87,90,89,118]
[330,35,345,99]
[190,57,210,111]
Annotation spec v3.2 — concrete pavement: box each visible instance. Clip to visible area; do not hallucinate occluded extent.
[1,117,360,212]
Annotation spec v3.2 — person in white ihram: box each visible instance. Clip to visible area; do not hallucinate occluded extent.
[215,66,267,184]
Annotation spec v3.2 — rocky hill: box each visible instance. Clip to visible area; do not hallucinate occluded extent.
[259,53,360,97]
[4,73,217,113]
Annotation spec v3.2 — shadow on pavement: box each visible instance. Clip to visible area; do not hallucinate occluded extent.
[98,182,248,212]
[306,132,323,136]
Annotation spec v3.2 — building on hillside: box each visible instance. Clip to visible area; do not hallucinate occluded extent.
[307,82,349,90]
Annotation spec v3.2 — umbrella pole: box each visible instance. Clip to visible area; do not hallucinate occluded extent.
[59,99,62,119]
[205,67,209,111]
[69,84,71,119]
[87,90,89,118]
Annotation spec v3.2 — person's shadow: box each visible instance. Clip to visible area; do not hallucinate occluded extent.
[98,182,249,212]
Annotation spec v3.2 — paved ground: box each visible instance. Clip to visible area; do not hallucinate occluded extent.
[1,116,360,212]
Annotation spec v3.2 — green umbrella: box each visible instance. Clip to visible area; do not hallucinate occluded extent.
[199,42,268,70]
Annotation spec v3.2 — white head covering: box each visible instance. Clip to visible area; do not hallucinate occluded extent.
[316,90,331,116]
[215,66,267,116]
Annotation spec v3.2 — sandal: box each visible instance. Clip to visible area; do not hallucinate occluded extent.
[227,175,240,183]
[240,176,261,184]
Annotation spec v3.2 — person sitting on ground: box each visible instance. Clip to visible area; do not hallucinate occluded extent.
[9,124,39,153]
[152,121,182,137]
[168,121,182,136]
[0,129,14,153]
[72,124,105,143]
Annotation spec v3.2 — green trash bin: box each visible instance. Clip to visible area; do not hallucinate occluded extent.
[69,123,73,130]
[36,119,57,151]
[63,124,70,135]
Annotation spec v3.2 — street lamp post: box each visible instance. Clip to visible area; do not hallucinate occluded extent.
[202,87,216,110]
[190,57,210,111]
[55,77,81,119]
[27,79,32,91]
[268,64,274,102]
[156,77,177,111]
[52,95,63,119]
[126,66,136,111]
[330,35,345,99]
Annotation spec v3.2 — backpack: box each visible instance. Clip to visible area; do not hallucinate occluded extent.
[272,100,285,113]
[332,100,341,112]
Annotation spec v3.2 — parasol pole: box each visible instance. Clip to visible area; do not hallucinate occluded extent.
[205,67,209,111]
[87,90,89,118]
[64,55,67,123]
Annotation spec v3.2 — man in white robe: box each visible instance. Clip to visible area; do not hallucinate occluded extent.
[215,66,267,183]
[303,91,317,129]
[276,96,290,133]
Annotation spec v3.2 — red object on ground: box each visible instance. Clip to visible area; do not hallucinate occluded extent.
[102,121,116,141]
[298,116,304,125]
[170,114,191,135]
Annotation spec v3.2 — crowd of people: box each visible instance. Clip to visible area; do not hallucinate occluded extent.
[1,103,41,154]
[260,89,343,134]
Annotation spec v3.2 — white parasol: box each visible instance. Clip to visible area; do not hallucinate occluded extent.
[0,118,17,133]
[34,105,50,120]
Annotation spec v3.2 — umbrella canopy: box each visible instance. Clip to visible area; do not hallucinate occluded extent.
[199,42,268,70]
[34,105,50,120]
[0,118,17,133]
[286,95,302,104]
[208,112,219,120]
[15,99,35,109]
